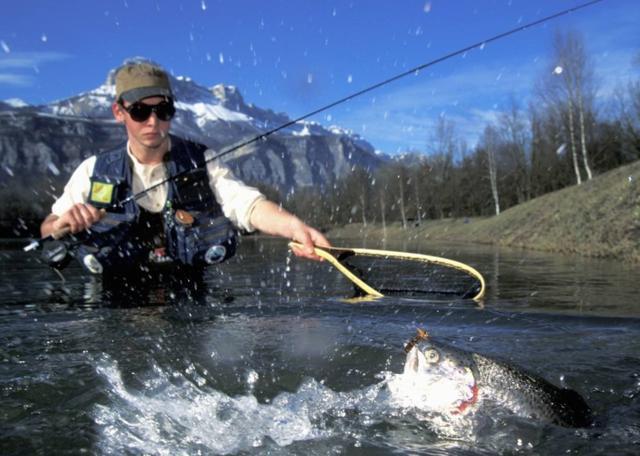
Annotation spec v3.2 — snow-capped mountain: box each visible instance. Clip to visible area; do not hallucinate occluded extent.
[1,65,385,194]
[2,98,29,109]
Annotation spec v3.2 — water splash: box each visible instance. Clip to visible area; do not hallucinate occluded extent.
[94,356,330,454]
[92,355,479,453]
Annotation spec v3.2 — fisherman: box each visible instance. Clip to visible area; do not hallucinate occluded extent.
[39,61,330,278]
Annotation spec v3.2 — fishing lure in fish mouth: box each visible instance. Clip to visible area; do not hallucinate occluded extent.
[403,328,429,354]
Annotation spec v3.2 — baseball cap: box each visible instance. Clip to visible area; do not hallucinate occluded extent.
[115,62,173,103]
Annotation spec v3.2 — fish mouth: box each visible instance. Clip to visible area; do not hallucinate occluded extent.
[403,346,479,414]
[453,381,479,415]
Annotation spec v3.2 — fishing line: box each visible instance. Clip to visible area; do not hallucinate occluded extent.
[23,0,607,253]
[121,0,606,207]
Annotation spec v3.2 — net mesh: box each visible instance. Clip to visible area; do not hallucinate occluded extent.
[335,251,483,300]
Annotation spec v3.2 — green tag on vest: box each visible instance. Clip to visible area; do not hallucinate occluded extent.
[90,181,115,204]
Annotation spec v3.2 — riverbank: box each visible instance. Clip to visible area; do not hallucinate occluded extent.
[329,160,640,263]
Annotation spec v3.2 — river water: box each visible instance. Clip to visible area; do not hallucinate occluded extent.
[1,236,639,455]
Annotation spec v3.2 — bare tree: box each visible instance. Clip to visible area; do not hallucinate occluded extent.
[481,125,501,215]
[428,115,457,218]
[412,156,429,225]
[498,96,530,203]
[528,102,572,196]
[350,166,372,227]
[396,164,408,228]
[612,57,640,159]
[549,30,596,184]
[379,186,387,238]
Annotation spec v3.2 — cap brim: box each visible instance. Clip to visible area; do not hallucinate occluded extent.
[120,86,173,103]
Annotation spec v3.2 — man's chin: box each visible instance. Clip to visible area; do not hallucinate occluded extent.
[141,135,168,149]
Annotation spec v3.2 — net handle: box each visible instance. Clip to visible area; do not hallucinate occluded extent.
[289,242,383,297]
[288,242,486,301]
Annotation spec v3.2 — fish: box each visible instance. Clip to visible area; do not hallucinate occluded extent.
[395,330,593,428]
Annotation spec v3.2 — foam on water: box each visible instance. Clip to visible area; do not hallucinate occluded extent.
[93,355,474,453]
[94,356,334,454]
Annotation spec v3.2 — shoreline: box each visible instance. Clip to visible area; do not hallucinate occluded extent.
[328,160,640,264]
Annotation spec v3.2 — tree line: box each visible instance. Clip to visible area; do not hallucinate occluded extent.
[280,31,640,230]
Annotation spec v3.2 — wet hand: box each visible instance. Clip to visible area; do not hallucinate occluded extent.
[53,203,103,236]
[289,220,331,261]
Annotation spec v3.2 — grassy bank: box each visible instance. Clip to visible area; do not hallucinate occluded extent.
[329,160,640,263]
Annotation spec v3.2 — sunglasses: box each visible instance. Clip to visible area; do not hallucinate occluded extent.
[120,100,176,122]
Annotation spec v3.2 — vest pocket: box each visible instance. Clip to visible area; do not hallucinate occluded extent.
[166,211,237,266]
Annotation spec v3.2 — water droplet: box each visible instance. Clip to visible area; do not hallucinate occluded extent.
[246,369,259,390]
[47,162,60,176]
[553,66,563,75]
[1,40,10,53]
[307,73,313,84]
[219,52,225,64]
[41,34,48,43]
[347,74,353,84]
[423,1,432,13]
[201,0,207,11]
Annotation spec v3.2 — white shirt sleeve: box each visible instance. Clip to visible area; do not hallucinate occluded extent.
[205,149,265,232]
[50,156,97,216]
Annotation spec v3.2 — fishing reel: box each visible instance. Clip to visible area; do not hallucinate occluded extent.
[41,240,72,270]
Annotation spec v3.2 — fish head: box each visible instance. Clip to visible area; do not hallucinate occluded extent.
[398,341,479,414]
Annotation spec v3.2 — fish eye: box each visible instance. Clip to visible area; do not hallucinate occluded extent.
[424,349,440,363]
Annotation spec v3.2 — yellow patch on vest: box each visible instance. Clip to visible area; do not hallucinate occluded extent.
[90,181,115,204]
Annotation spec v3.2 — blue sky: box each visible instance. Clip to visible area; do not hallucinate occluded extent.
[1,0,638,154]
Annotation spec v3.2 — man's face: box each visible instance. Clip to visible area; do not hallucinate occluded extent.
[112,96,172,151]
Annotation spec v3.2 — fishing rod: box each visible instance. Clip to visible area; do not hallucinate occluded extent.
[24,0,605,252]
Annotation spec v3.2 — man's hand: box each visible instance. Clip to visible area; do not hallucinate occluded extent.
[288,219,331,261]
[41,203,103,238]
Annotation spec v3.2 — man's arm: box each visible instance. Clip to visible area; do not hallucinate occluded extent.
[249,200,331,261]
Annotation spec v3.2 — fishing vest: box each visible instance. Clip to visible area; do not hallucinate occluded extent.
[71,135,237,274]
